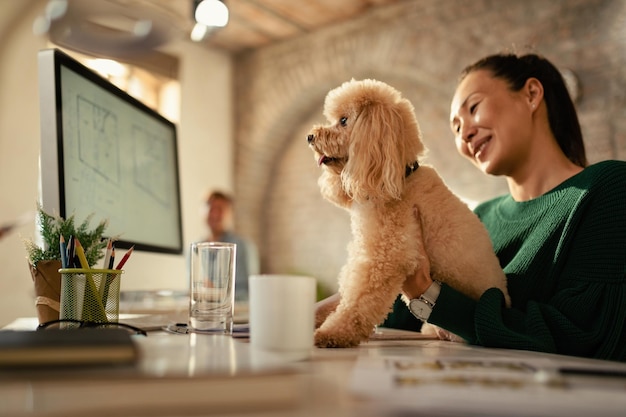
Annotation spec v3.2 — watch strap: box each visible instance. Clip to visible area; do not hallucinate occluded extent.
[408,281,441,321]
[420,280,441,306]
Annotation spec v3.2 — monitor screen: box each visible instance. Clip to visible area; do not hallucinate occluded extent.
[38,48,183,255]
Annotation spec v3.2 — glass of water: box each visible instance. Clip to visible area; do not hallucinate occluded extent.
[189,241,236,334]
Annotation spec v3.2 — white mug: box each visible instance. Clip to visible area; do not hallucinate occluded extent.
[249,274,316,360]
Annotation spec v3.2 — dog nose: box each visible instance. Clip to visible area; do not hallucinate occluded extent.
[307,134,315,144]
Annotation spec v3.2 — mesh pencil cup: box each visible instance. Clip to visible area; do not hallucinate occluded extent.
[58,268,123,324]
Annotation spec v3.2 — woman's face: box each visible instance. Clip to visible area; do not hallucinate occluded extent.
[450,69,534,176]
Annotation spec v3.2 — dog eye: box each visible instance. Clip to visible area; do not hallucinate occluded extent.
[340,117,348,126]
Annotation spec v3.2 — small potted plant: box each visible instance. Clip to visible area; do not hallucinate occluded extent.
[24,205,109,323]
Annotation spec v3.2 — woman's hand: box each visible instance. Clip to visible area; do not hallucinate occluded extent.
[402,204,433,299]
[402,261,433,300]
[315,292,340,328]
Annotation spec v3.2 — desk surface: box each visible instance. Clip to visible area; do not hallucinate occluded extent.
[2,318,626,417]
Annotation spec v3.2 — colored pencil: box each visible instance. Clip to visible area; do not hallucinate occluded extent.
[99,239,114,299]
[102,238,113,270]
[59,235,68,269]
[115,246,134,270]
[108,246,116,269]
[74,238,107,321]
[74,237,90,269]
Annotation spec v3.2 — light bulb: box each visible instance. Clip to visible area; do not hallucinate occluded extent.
[195,0,229,28]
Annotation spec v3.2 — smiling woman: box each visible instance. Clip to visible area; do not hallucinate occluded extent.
[392,52,626,362]
[450,54,586,201]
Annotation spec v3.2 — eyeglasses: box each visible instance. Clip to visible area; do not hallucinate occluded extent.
[37,319,147,336]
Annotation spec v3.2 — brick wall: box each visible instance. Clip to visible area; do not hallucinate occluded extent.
[232,0,626,292]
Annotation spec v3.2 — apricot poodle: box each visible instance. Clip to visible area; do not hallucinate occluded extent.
[307,79,509,348]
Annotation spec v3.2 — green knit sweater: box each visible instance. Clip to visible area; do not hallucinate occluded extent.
[427,160,626,362]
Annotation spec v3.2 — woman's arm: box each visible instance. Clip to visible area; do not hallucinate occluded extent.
[315,292,340,328]
[429,163,626,361]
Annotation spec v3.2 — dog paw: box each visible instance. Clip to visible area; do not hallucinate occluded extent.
[314,328,360,348]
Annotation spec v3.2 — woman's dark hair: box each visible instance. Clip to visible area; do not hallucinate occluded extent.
[460,53,587,168]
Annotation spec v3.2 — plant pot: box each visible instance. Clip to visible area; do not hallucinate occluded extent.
[29,260,62,324]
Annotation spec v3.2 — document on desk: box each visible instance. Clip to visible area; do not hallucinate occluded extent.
[350,352,626,417]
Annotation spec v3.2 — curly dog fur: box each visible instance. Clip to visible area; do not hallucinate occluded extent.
[307,79,509,348]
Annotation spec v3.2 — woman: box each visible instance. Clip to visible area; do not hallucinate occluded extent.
[318,52,626,361]
[401,53,626,361]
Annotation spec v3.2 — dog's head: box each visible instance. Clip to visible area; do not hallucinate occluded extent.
[307,79,426,203]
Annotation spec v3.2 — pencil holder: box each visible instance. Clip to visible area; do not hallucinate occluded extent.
[58,268,123,323]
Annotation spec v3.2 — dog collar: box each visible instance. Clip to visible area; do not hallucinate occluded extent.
[405,161,420,177]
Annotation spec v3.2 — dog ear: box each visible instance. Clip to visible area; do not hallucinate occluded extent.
[397,97,426,162]
[343,101,408,203]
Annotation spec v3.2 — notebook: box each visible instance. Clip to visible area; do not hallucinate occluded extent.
[0,328,138,368]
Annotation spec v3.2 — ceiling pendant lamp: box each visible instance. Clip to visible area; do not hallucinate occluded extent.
[190,0,228,42]
[194,0,229,28]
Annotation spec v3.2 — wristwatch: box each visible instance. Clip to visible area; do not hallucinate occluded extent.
[408,281,441,321]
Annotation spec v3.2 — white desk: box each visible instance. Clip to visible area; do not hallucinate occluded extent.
[2,319,626,417]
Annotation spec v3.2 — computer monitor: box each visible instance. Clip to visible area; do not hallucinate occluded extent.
[38,48,183,255]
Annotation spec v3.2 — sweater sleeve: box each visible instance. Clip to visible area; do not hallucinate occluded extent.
[429,284,564,353]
